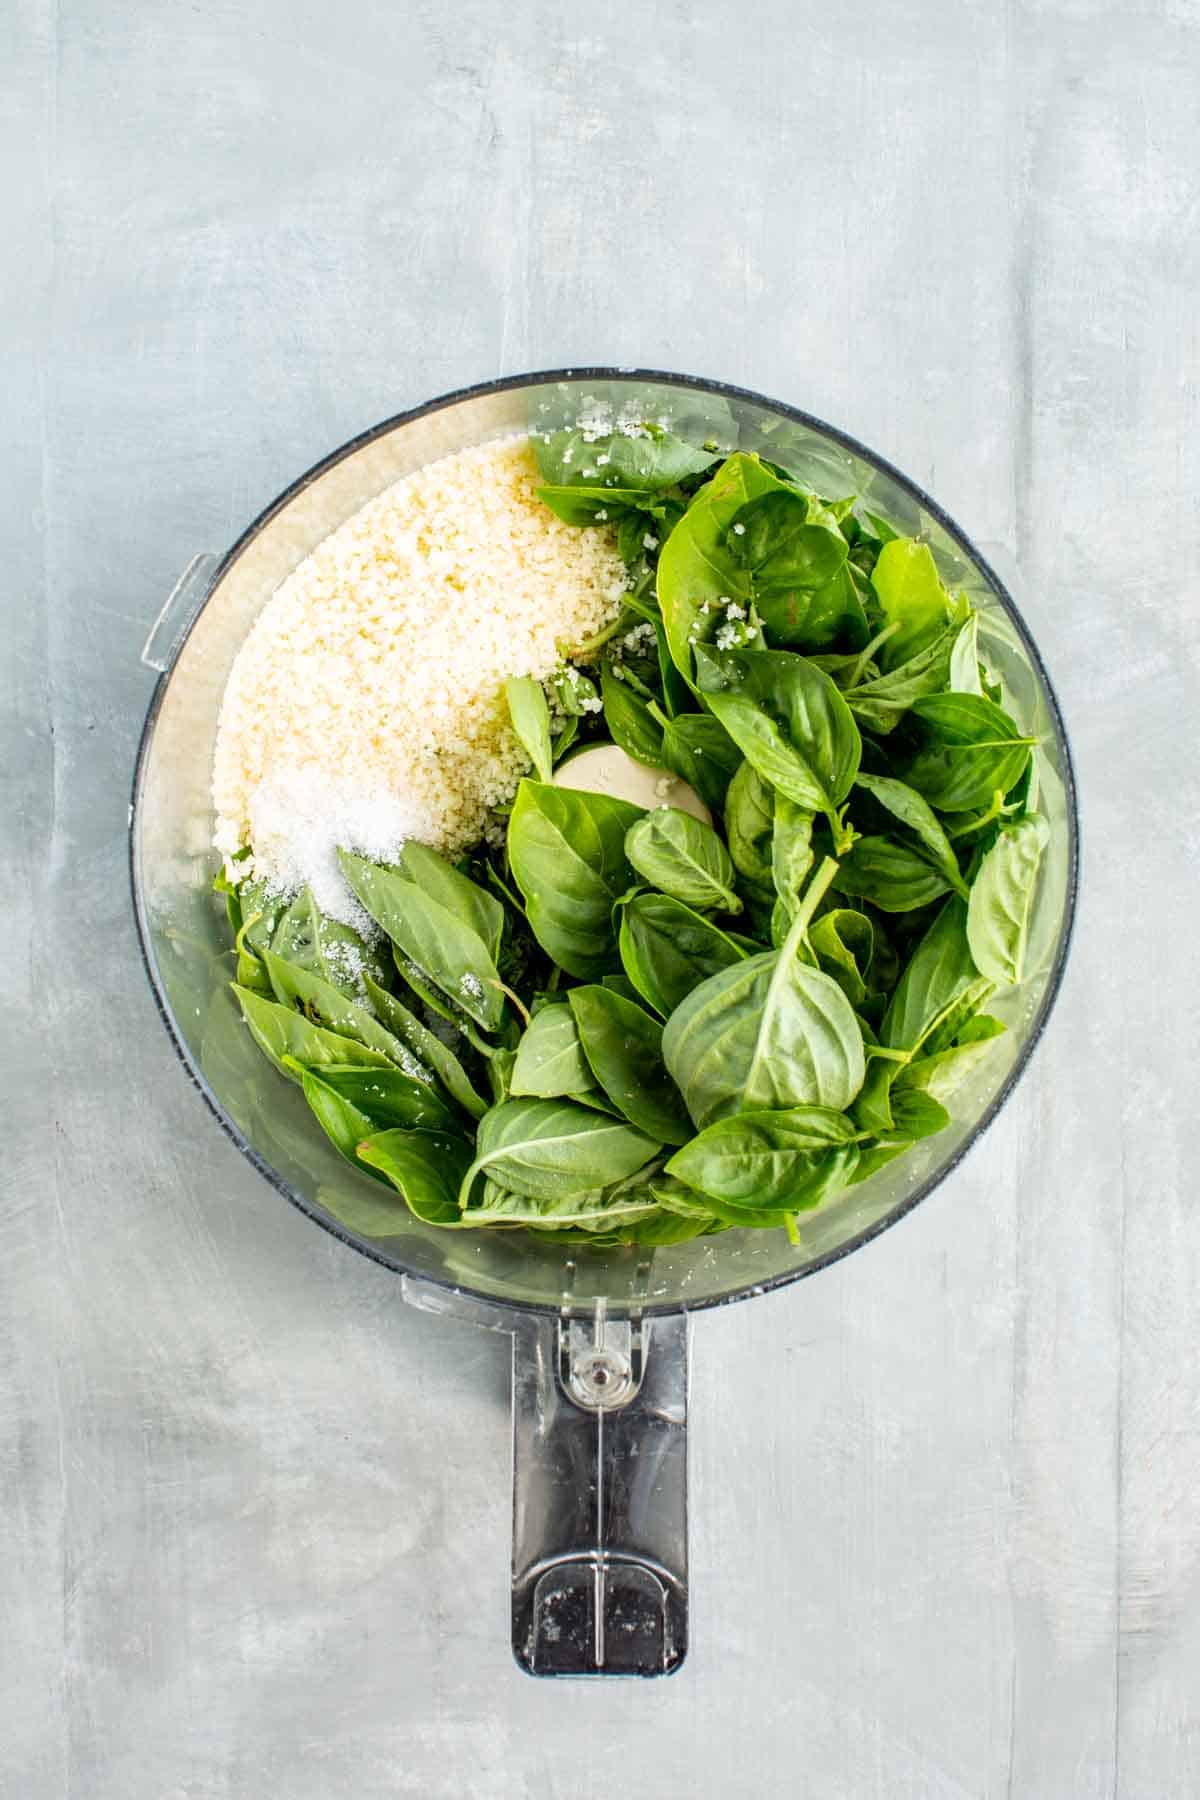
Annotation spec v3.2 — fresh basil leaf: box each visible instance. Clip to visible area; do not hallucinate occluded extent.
[655,617,692,719]
[904,693,1036,812]
[886,1089,951,1141]
[865,917,901,997]
[666,1106,860,1210]
[896,1015,1006,1105]
[879,897,990,1053]
[534,425,718,494]
[853,1062,951,1146]
[339,851,505,1031]
[694,645,861,839]
[621,1206,726,1245]
[842,625,959,733]
[766,896,790,950]
[850,1057,903,1135]
[507,1177,703,1245]
[834,835,956,913]
[356,1129,473,1225]
[299,1062,457,1132]
[921,982,996,1057]
[505,676,555,784]
[650,1174,724,1218]
[363,974,488,1119]
[231,918,274,994]
[847,1142,912,1187]
[760,561,870,654]
[601,972,641,1003]
[658,452,782,679]
[462,1098,659,1204]
[617,506,661,566]
[509,1003,594,1099]
[726,488,861,650]
[568,1087,623,1116]
[1004,748,1040,818]
[548,664,601,718]
[725,928,769,955]
[536,485,654,527]
[954,1012,1007,1047]
[395,842,506,963]
[859,509,901,545]
[285,1060,389,1179]
[809,648,877,690]
[213,859,243,924]
[809,910,875,1007]
[269,886,388,1001]
[601,663,665,767]
[724,759,776,893]
[741,419,857,499]
[652,1174,811,1234]
[260,949,417,1063]
[552,715,580,762]
[232,985,397,1078]
[460,1175,660,1233]
[870,538,952,666]
[229,876,288,992]
[390,949,501,1060]
[948,611,986,696]
[725,488,848,594]
[770,795,815,922]
[662,912,866,1129]
[659,713,741,813]
[678,1194,802,1232]
[507,780,642,979]
[852,772,968,896]
[567,985,692,1146]
[236,875,287,954]
[487,1047,517,1104]
[617,891,748,1018]
[625,806,741,914]
[966,813,1050,985]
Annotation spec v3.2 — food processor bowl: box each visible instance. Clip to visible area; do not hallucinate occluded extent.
[131,371,1077,1675]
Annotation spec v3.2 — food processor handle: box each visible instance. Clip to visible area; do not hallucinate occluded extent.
[510,1309,689,1677]
[141,552,220,672]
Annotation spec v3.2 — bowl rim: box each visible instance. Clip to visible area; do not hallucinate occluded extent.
[129,365,1080,1319]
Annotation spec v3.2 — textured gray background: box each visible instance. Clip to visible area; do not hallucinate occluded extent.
[5,0,1199,1794]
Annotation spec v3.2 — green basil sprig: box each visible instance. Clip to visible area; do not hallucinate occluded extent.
[666,1106,860,1211]
[694,644,861,849]
[663,861,867,1128]
[966,814,1049,984]
[617,891,748,1018]
[625,807,741,914]
[567,984,692,1146]
[507,781,642,979]
[459,1099,660,1205]
[904,693,1037,812]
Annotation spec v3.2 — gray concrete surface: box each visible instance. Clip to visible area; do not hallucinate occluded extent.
[5,1,1199,1794]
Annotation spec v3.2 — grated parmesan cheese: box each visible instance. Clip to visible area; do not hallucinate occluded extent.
[212,435,627,921]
